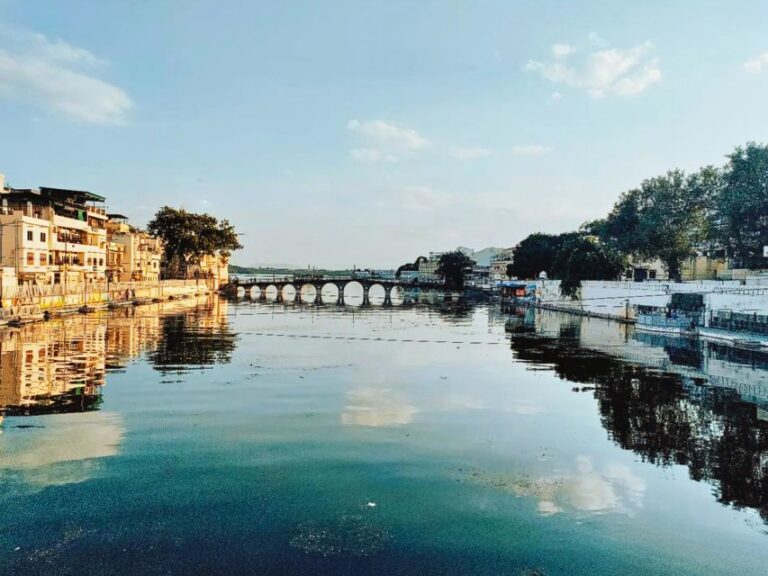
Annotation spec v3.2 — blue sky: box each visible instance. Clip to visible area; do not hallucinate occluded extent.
[1,1,767,268]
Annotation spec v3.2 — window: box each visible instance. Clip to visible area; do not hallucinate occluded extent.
[99,258,104,266]
[26,252,34,265]
[26,230,33,241]
[40,232,46,242]
[39,253,46,266]
[649,270,657,280]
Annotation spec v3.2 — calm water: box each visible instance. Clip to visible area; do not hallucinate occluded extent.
[1,296,767,575]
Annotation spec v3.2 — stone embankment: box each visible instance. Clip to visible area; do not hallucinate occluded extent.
[0,279,216,328]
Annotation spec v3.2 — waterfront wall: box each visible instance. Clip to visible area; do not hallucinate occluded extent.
[0,278,216,320]
[536,280,768,324]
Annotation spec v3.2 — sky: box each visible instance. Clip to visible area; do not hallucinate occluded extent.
[0,0,767,269]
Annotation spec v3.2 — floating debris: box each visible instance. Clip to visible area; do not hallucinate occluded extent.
[290,513,391,557]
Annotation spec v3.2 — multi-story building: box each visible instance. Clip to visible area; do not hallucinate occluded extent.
[0,176,108,285]
[106,214,162,282]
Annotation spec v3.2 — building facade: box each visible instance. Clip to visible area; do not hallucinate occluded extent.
[0,180,108,286]
[106,215,162,282]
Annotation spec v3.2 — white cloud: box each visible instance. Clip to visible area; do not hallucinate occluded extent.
[588,32,606,47]
[744,52,768,74]
[0,27,132,124]
[450,146,492,160]
[349,148,397,163]
[347,119,428,163]
[551,91,563,101]
[512,144,552,156]
[525,39,661,98]
[552,43,575,58]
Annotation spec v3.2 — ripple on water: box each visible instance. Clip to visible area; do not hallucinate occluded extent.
[289,513,391,557]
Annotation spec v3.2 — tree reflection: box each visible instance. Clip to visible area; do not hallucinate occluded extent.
[510,327,768,523]
[148,303,237,371]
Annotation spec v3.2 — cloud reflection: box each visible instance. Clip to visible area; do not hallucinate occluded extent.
[341,387,418,427]
[0,412,124,489]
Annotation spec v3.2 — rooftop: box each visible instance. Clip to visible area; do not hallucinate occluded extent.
[40,186,106,203]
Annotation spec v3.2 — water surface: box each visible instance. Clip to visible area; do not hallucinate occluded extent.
[1,297,766,575]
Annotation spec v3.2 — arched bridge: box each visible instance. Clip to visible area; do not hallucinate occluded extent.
[223,276,445,306]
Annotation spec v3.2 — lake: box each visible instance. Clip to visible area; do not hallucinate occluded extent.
[1,296,766,575]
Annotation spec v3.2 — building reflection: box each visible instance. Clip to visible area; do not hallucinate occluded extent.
[508,308,768,523]
[0,297,232,417]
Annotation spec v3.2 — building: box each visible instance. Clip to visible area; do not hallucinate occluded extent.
[106,214,163,282]
[0,175,108,286]
[490,249,514,281]
[681,250,730,281]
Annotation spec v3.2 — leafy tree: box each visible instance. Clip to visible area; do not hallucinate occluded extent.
[586,189,644,255]
[508,233,577,279]
[552,236,627,297]
[595,170,707,281]
[147,206,242,278]
[435,251,475,289]
[717,143,768,268]
[635,170,708,281]
[395,256,427,278]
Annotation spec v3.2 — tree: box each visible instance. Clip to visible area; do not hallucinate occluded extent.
[147,206,242,278]
[508,233,577,279]
[717,143,768,268]
[395,256,427,279]
[586,189,644,255]
[636,170,708,281]
[552,236,627,297]
[595,170,707,281]
[435,251,475,289]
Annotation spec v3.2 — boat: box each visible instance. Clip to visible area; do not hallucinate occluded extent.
[498,280,537,304]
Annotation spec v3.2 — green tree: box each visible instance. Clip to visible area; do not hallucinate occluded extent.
[596,170,707,281]
[508,233,577,279]
[435,251,475,289]
[395,256,427,279]
[552,236,627,297]
[586,189,644,255]
[147,206,242,278]
[717,143,768,268]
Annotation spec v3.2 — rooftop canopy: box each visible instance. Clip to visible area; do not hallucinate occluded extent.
[39,186,106,203]
[107,213,129,221]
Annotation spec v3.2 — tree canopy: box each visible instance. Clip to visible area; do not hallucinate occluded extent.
[147,206,242,276]
[553,235,627,297]
[718,143,768,268]
[592,170,708,281]
[395,256,427,278]
[508,233,577,279]
[435,251,475,289]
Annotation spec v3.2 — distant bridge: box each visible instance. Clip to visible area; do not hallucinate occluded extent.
[224,276,446,306]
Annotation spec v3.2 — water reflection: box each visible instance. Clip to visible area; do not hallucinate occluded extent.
[0,412,124,489]
[508,308,768,523]
[0,297,233,416]
[341,387,418,427]
[147,299,237,372]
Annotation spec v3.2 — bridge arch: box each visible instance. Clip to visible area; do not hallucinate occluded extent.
[367,283,387,306]
[343,281,365,306]
[249,285,260,299]
[320,282,340,304]
[389,285,405,305]
[299,283,317,304]
[281,284,297,302]
[264,284,279,301]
